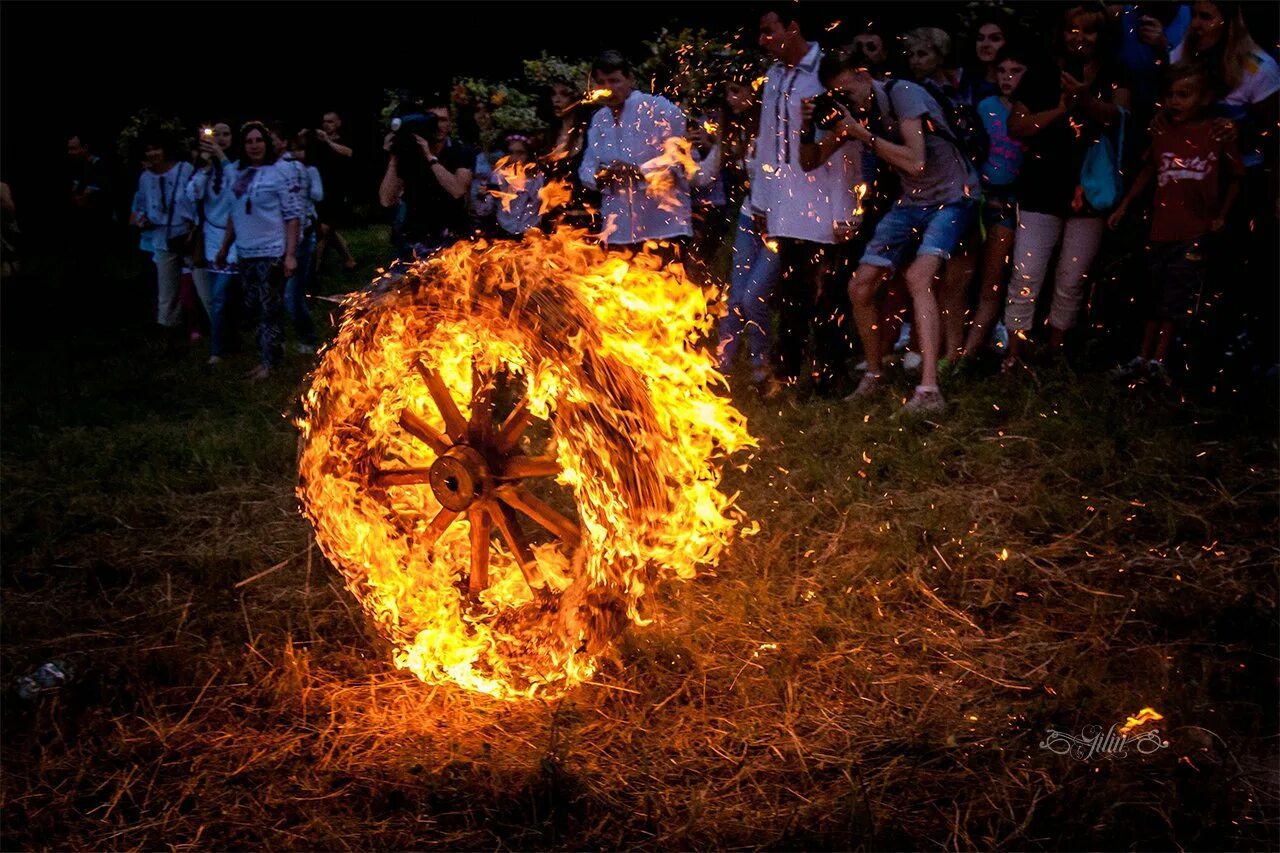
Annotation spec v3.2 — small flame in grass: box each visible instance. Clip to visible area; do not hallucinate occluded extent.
[702,119,719,136]
[998,548,1009,561]
[1118,707,1164,735]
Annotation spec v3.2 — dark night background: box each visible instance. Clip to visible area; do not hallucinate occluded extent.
[2,1,1275,241]
[0,1,1024,242]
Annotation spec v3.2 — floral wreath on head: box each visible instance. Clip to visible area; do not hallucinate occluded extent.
[523,53,591,90]
[452,77,539,151]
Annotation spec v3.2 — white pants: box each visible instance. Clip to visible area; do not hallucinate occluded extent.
[153,249,183,328]
[1004,211,1104,333]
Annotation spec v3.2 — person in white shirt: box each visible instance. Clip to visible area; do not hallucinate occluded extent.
[271,123,324,354]
[754,7,865,397]
[132,133,195,336]
[578,50,692,252]
[215,122,303,380]
[187,121,238,364]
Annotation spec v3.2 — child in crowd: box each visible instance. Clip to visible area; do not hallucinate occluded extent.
[477,132,545,238]
[1107,59,1243,381]
[961,42,1029,361]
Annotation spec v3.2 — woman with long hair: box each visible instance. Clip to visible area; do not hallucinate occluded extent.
[214,121,302,380]
[536,75,598,229]
[1001,5,1130,368]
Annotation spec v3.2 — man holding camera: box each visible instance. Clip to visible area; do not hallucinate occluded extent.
[814,54,979,415]
[754,6,865,398]
[379,98,474,261]
[579,50,691,253]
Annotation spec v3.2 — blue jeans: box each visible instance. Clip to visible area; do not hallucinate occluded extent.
[861,200,977,269]
[284,231,317,347]
[207,270,238,357]
[717,213,781,381]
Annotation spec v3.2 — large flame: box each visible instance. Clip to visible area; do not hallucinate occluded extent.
[297,228,755,699]
[641,137,700,212]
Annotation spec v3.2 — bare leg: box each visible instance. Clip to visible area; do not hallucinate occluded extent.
[332,229,357,269]
[849,263,892,374]
[315,222,332,270]
[939,247,976,358]
[1138,319,1160,361]
[903,255,944,387]
[962,224,1014,356]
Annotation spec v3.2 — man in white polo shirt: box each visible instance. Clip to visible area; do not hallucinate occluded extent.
[579,50,692,254]
[754,6,864,397]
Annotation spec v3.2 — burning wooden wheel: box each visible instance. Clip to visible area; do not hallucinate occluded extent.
[298,228,754,698]
[376,359,580,600]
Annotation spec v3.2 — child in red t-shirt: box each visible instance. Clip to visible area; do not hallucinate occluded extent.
[1108,59,1244,381]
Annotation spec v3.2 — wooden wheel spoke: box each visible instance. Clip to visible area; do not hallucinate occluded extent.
[468,362,493,444]
[501,456,561,480]
[416,363,469,443]
[419,507,460,555]
[496,484,580,546]
[467,507,491,595]
[372,466,433,487]
[495,398,533,454]
[399,409,451,455]
[488,501,543,591]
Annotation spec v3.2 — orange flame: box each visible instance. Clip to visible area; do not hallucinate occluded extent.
[297,228,755,699]
[641,137,700,212]
[489,155,536,214]
[537,179,573,215]
[1118,707,1164,735]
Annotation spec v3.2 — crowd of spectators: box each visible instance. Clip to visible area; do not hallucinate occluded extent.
[19,1,1277,402]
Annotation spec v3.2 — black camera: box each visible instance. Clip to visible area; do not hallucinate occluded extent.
[811,90,859,131]
[391,111,439,139]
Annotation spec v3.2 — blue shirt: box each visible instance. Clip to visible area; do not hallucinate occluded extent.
[978,96,1024,189]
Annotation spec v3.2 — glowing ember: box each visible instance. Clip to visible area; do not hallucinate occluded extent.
[1118,707,1164,735]
[297,228,755,699]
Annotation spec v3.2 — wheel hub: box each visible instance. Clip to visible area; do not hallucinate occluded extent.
[429,445,491,511]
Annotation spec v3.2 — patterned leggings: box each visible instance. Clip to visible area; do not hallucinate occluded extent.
[239,257,285,368]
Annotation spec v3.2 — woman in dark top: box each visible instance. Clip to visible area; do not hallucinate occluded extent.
[536,78,598,230]
[1002,5,1130,368]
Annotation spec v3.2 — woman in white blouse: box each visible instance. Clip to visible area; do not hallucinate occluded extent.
[215,122,303,380]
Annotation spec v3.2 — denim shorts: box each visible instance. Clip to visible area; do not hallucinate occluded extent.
[860,199,977,268]
[982,189,1017,232]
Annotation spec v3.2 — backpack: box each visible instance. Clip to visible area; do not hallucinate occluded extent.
[883,78,989,169]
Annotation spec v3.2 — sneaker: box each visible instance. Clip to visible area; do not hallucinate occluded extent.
[207,355,223,366]
[902,351,923,375]
[1109,356,1148,381]
[844,372,886,401]
[893,322,913,353]
[1146,360,1172,387]
[992,321,1009,352]
[901,386,947,415]
[294,342,317,355]
[854,359,868,372]
[245,364,272,381]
